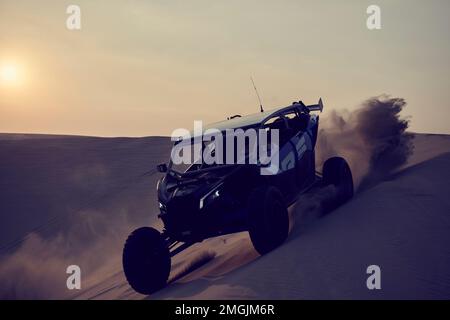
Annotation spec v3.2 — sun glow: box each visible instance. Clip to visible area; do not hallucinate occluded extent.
[0,62,22,87]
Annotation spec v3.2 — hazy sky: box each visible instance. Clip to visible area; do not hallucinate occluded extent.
[1,0,449,136]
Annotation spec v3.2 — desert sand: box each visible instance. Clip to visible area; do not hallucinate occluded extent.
[1,130,450,299]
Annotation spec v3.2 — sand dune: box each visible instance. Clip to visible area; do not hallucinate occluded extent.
[1,132,450,299]
[0,135,170,299]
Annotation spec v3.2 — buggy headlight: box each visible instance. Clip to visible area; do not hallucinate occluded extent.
[199,185,222,209]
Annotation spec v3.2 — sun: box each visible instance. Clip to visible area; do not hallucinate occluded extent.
[0,63,22,87]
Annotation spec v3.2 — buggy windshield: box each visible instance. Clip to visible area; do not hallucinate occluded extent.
[168,131,262,176]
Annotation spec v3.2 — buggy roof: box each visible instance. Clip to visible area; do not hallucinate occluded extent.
[205,105,295,131]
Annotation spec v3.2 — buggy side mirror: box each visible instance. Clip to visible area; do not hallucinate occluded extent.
[157,163,168,173]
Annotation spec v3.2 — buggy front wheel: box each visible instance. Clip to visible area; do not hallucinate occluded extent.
[122,227,171,295]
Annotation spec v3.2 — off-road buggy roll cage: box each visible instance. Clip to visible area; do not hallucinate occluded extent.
[163,99,324,177]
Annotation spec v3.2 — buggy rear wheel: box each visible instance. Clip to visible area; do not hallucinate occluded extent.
[322,157,354,210]
[247,186,289,255]
[122,227,170,295]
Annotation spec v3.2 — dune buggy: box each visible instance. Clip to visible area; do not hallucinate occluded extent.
[122,99,354,294]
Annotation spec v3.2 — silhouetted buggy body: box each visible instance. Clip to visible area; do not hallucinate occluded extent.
[122,99,354,294]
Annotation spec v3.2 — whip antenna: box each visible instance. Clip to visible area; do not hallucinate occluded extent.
[251,77,264,113]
